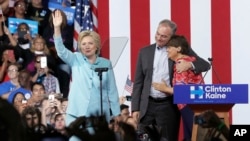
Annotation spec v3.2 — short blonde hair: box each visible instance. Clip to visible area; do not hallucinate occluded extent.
[78,30,101,55]
[8,62,22,72]
[30,36,50,55]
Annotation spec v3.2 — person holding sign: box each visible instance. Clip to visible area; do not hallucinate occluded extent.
[16,22,33,45]
[2,22,33,49]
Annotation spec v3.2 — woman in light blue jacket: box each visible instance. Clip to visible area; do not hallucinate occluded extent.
[52,10,120,140]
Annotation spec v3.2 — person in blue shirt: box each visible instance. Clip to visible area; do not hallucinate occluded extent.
[52,10,120,141]
[7,89,31,114]
[0,62,21,99]
[7,87,32,104]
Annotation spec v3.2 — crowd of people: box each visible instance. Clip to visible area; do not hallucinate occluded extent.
[0,1,138,140]
[0,0,224,141]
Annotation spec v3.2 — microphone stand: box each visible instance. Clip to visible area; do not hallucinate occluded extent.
[95,68,108,116]
[97,71,104,116]
[208,58,222,84]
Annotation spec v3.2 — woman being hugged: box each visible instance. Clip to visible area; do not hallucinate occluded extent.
[52,10,120,140]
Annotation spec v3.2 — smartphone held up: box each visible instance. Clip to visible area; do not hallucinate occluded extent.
[40,56,47,68]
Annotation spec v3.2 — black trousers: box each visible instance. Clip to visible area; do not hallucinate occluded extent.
[139,96,181,141]
[180,106,194,140]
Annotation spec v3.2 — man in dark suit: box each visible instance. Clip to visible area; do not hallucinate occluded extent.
[131,19,210,141]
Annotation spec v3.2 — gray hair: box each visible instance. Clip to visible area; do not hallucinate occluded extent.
[159,19,177,35]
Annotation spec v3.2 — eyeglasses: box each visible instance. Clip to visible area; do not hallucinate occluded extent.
[8,69,18,72]
[17,4,26,8]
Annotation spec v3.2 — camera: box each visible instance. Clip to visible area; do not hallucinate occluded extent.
[18,31,27,38]
[48,94,55,101]
[136,130,149,141]
[194,115,206,125]
[40,56,47,68]
[22,99,27,104]
[126,95,132,101]
[17,30,29,44]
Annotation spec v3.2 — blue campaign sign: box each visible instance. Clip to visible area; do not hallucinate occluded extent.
[174,84,248,104]
[8,18,38,37]
[49,0,71,7]
[48,2,75,25]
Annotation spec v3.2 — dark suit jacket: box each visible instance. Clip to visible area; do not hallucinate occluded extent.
[131,43,210,119]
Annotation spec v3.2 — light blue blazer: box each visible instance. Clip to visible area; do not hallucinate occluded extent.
[54,36,120,122]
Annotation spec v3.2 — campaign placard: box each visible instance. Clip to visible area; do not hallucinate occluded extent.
[174,84,248,104]
[48,2,75,25]
[49,0,71,7]
[8,18,38,37]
